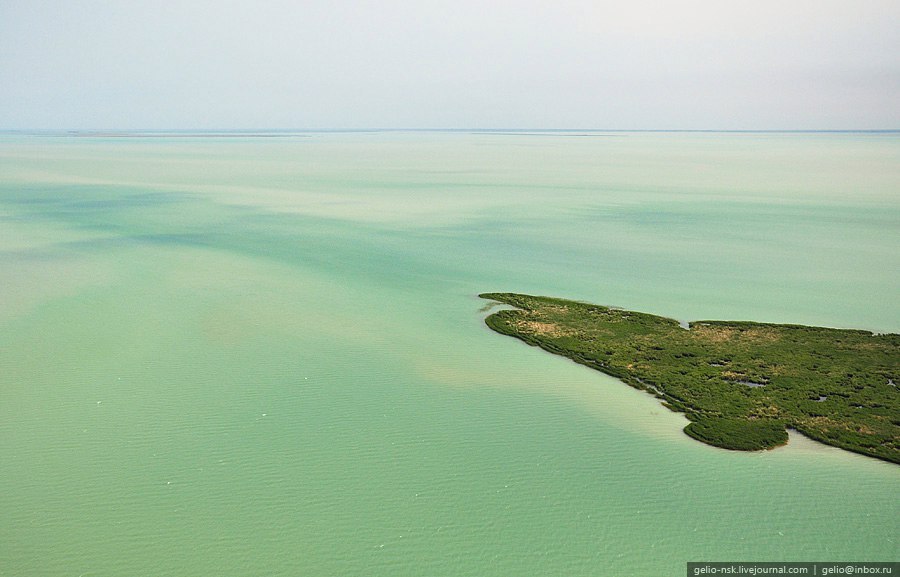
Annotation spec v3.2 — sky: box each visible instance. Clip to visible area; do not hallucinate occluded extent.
[1,0,898,130]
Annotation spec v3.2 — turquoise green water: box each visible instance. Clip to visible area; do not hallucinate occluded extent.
[0,132,897,576]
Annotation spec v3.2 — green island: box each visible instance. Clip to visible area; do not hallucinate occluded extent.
[479,293,900,464]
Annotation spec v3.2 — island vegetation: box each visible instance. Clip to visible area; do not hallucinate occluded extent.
[480,293,899,464]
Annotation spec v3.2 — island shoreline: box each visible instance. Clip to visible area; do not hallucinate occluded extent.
[479,292,899,465]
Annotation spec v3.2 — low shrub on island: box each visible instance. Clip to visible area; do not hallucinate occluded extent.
[480,293,899,464]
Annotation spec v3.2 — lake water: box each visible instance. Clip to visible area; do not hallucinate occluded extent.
[1,131,897,576]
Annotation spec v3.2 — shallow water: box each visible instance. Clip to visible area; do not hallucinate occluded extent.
[1,132,898,576]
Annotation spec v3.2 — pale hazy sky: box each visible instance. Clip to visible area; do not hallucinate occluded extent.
[1,0,898,129]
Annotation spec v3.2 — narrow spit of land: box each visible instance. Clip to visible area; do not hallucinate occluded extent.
[480,293,899,464]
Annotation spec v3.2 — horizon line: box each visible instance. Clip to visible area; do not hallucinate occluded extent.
[2,128,899,135]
